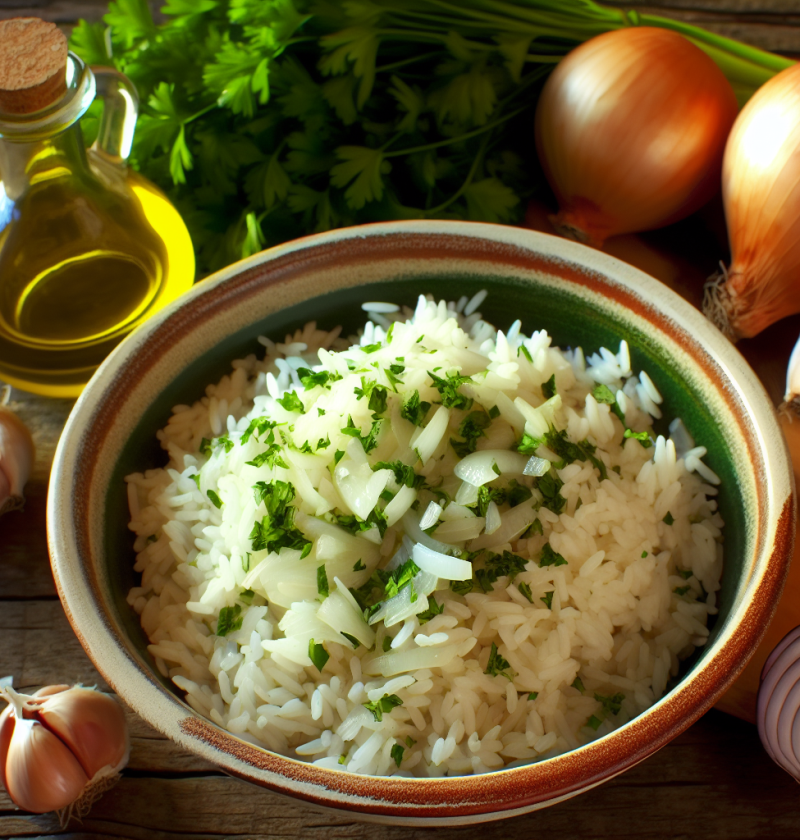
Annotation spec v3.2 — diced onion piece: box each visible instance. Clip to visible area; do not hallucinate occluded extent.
[412,542,472,580]
[317,590,375,648]
[454,450,530,487]
[455,481,480,506]
[484,501,502,534]
[411,406,450,464]
[369,570,437,627]
[440,502,476,521]
[401,512,455,555]
[384,484,417,527]
[364,645,459,676]
[434,517,486,543]
[468,500,537,551]
[419,501,443,530]
[523,456,550,477]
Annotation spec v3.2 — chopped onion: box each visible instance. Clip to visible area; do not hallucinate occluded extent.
[368,569,437,627]
[364,644,459,677]
[523,456,550,477]
[419,501,443,530]
[401,511,455,555]
[411,405,450,464]
[484,501,501,534]
[454,450,529,487]
[455,481,480,507]
[412,542,472,581]
[384,484,417,527]
[468,500,537,551]
[317,590,375,648]
[434,517,485,543]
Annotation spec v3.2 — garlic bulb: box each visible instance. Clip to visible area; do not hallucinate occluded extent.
[0,386,34,516]
[756,625,800,781]
[783,332,800,414]
[0,680,129,822]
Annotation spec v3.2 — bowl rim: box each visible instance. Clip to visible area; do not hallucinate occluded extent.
[47,219,796,824]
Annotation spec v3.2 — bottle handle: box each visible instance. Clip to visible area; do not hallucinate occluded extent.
[90,66,139,164]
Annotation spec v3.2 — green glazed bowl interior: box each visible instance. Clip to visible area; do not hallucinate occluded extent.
[48,221,795,825]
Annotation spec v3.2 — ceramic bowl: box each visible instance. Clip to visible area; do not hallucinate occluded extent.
[48,221,795,825]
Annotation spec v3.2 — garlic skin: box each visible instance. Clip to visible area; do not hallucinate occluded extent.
[0,388,35,516]
[705,62,800,340]
[0,682,130,821]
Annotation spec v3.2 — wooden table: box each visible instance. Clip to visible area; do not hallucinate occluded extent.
[4,2,800,838]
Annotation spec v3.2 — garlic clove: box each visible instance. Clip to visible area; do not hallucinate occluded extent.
[38,687,129,779]
[0,398,35,516]
[5,717,89,814]
[0,703,12,792]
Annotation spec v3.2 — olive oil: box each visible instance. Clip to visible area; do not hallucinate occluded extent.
[0,39,195,397]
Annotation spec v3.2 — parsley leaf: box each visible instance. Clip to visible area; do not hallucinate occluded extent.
[317,565,329,600]
[426,370,473,410]
[277,391,304,412]
[363,693,403,722]
[308,640,330,672]
[391,743,405,767]
[401,390,431,426]
[485,642,515,680]
[216,605,242,636]
[539,543,567,568]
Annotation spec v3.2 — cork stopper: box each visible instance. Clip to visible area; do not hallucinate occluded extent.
[0,18,68,115]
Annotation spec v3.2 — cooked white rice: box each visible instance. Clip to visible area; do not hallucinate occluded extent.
[126,293,724,777]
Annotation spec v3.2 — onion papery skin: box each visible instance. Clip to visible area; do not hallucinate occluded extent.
[534,27,738,248]
[707,62,800,339]
[757,625,800,780]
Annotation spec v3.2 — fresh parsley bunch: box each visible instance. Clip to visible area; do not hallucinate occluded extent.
[71,0,787,276]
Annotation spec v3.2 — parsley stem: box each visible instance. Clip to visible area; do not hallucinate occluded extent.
[424,129,489,216]
[383,104,528,159]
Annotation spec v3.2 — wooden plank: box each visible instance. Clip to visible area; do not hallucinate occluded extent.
[1,712,799,839]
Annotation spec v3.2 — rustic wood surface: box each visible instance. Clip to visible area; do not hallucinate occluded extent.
[3,2,800,838]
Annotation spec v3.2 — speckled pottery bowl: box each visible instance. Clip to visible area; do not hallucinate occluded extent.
[48,221,794,825]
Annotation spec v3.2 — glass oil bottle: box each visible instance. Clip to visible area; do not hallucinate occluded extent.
[0,20,195,397]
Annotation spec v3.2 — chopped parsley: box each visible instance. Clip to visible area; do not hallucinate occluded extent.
[540,590,554,609]
[427,370,473,410]
[485,642,515,680]
[341,415,383,454]
[317,565,329,600]
[246,442,289,469]
[517,582,534,603]
[216,605,242,636]
[476,485,507,517]
[624,428,653,448]
[373,460,424,489]
[592,384,626,422]
[239,588,255,605]
[450,410,492,457]
[277,390,304,412]
[207,489,223,509]
[595,692,625,715]
[240,416,277,444]
[308,640,329,672]
[363,693,403,722]
[518,345,533,362]
[342,632,361,649]
[417,596,445,624]
[528,692,539,701]
[250,480,311,557]
[678,569,693,580]
[534,471,567,515]
[391,744,405,767]
[400,390,431,426]
[674,585,691,596]
[641,550,648,558]
[507,480,533,508]
[385,559,421,600]
[663,511,675,525]
[476,551,528,592]
[353,559,367,572]
[450,579,474,596]
[382,634,392,652]
[526,517,544,537]
[541,374,557,399]
[544,428,607,481]
[572,677,585,693]
[517,433,542,454]
[586,715,603,731]
[539,543,567,568]
[489,405,501,419]
[297,368,340,390]
[354,377,389,414]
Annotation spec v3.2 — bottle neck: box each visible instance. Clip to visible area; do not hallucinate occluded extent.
[0,53,95,201]
[0,121,89,200]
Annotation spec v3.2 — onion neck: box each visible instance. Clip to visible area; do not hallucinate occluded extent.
[549,198,614,249]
